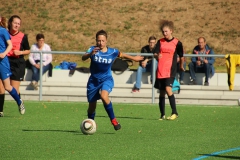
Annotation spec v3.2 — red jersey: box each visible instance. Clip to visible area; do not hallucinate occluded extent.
[154,38,184,79]
[7,31,30,58]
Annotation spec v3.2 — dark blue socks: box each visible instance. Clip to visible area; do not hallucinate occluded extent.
[88,112,96,120]
[104,101,115,120]
[8,87,21,106]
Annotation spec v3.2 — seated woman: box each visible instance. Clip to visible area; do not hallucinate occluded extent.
[29,33,52,90]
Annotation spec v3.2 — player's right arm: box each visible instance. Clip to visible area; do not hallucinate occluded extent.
[176,41,185,71]
[153,40,161,60]
[82,46,99,61]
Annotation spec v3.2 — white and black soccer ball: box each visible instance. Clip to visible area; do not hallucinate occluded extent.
[80,119,97,135]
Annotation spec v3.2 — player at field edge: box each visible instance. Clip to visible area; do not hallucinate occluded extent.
[0,15,25,117]
[153,20,185,120]
[0,15,29,115]
[82,30,144,130]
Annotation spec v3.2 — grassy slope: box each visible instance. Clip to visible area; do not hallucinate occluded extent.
[1,0,240,71]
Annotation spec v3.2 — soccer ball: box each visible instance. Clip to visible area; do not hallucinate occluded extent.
[80,119,97,135]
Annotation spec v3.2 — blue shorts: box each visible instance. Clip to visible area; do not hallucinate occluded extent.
[87,76,114,102]
[0,56,12,80]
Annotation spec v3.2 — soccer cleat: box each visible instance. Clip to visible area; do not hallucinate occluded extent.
[0,112,4,117]
[111,118,121,131]
[159,115,165,120]
[18,99,25,115]
[167,114,178,120]
[131,88,140,93]
[113,123,121,130]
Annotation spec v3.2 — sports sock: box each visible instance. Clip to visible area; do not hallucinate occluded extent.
[0,94,5,112]
[88,112,96,120]
[8,87,21,106]
[159,96,165,116]
[104,101,115,120]
[168,94,178,115]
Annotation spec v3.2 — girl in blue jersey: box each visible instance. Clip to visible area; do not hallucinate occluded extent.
[0,16,25,117]
[82,30,143,130]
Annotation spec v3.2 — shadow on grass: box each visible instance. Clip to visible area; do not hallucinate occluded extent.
[22,129,78,133]
[96,115,144,119]
[22,129,116,135]
[198,154,240,159]
[96,115,161,121]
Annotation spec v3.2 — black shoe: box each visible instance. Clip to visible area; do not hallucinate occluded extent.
[188,79,197,85]
[111,118,121,131]
[113,123,121,130]
[204,82,209,86]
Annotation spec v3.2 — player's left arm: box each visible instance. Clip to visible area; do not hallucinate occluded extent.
[120,52,144,62]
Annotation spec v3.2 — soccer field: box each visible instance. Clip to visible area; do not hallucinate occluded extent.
[0,101,239,160]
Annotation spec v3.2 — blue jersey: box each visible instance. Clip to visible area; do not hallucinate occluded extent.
[0,27,10,53]
[0,27,12,80]
[86,46,120,80]
[85,46,120,102]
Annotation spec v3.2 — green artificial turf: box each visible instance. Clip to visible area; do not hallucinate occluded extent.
[0,101,239,160]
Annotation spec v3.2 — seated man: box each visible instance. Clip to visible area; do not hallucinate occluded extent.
[132,36,157,93]
[29,33,52,90]
[188,37,215,86]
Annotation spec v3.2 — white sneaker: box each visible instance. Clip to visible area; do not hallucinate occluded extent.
[18,99,25,115]
[0,112,3,117]
[180,80,184,85]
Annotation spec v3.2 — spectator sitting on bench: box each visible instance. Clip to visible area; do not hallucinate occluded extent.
[29,33,52,90]
[188,37,215,86]
[131,36,157,93]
